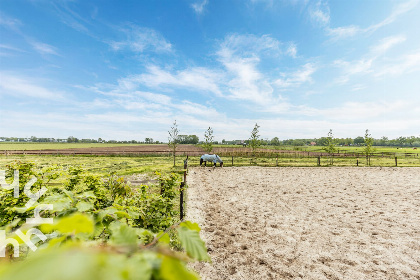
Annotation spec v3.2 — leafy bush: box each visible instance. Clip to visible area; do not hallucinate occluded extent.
[0,161,208,279]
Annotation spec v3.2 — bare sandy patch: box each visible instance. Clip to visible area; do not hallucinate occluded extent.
[187,167,420,280]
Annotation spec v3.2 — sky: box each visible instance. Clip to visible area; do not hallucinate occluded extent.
[0,0,419,142]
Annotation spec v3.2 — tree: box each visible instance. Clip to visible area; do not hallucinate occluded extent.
[406,136,416,147]
[145,138,153,144]
[354,136,364,146]
[397,136,406,147]
[168,120,179,166]
[202,127,214,154]
[249,123,261,160]
[363,129,374,165]
[270,137,280,146]
[323,129,336,165]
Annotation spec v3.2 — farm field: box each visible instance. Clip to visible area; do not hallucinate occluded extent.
[187,167,420,280]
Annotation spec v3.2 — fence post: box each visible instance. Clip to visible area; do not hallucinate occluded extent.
[317,156,320,166]
[395,157,398,167]
[180,182,185,221]
[232,156,234,166]
[357,158,359,166]
[276,156,278,167]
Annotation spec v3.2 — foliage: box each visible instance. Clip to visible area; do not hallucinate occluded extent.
[168,120,179,167]
[0,161,61,227]
[363,129,375,165]
[177,135,199,144]
[202,127,214,154]
[270,137,280,146]
[323,129,337,165]
[249,123,261,159]
[0,161,209,279]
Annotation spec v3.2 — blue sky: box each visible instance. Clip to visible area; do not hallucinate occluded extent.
[1,0,419,141]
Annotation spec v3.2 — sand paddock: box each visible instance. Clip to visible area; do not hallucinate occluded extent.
[187,167,420,280]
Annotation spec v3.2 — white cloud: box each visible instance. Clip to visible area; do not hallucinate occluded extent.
[219,34,282,58]
[0,73,64,100]
[370,35,406,54]
[0,13,21,29]
[109,25,172,53]
[298,101,407,121]
[30,41,59,56]
[333,35,407,83]
[286,43,297,58]
[309,1,330,26]
[274,63,316,88]
[366,0,419,33]
[374,49,420,77]
[0,44,26,53]
[326,25,360,39]
[174,101,222,118]
[52,2,90,34]
[191,0,208,14]
[116,65,222,95]
[326,0,419,40]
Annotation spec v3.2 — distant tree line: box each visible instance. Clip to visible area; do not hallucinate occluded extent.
[263,135,420,147]
[1,135,419,147]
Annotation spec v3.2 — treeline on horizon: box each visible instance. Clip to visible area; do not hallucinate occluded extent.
[1,135,420,147]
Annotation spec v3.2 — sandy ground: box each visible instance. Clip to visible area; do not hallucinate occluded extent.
[187,167,420,280]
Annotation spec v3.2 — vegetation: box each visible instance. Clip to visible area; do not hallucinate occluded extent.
[249,123,261,159]
[0,161,209,279]
[363,129,375,165]
[202,127,214,154]
[177,135,199,144]
[168,120,179,167]
[323,129,337,165]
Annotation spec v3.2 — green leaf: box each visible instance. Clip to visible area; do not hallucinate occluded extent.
[110,222,138,247]
[157,232,170,244]
[96,207,117,221]
[62,190,75,202]
[53,198,73,212]
[177,226,210,261]
[76,201,94,212]
[76,191,96,199]
[180,221,201,232]
[159,256,199,280]
[55,213,95,235]
[114,211,130,219]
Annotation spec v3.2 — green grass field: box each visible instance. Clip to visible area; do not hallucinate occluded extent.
[1,152,419,178]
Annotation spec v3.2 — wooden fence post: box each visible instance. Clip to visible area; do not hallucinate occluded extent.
[180,182,185,221]
[357,158,359,166]
[317,156,320,166]
[276,156,278,167]
[395,157,398,167]
[231,156,234,166]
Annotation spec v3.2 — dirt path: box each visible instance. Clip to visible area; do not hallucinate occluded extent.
[187,167,420,280]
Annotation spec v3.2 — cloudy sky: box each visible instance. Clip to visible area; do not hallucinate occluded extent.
[1,0,419,141]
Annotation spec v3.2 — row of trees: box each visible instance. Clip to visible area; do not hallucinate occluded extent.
[168,121,263,166]
[2,134,419,147]
[266,135,420,147]
[323,129,374,165]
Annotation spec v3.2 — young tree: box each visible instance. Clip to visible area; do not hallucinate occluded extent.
[323,129,336,165]
[168,120,179,166]
[363,129,374,165]
[249,123,261,160]
[202,127,214,154]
